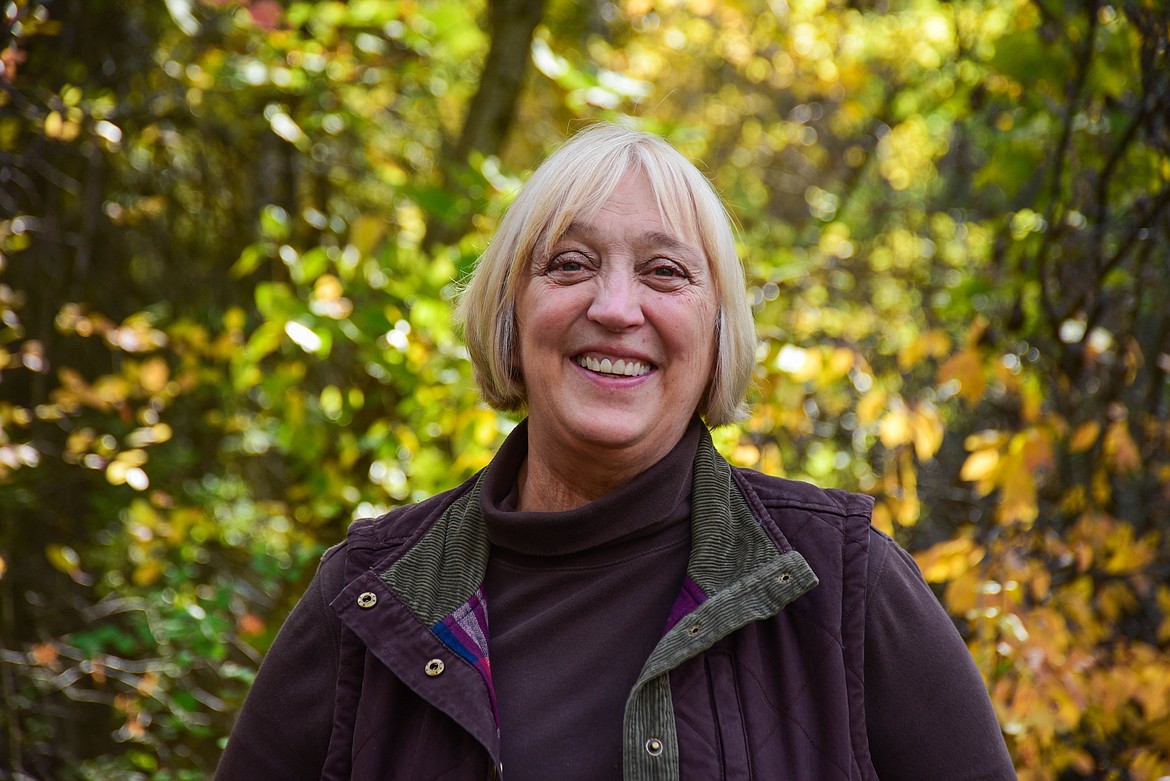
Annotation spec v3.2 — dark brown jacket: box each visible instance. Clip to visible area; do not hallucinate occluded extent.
[216,429,1015,779]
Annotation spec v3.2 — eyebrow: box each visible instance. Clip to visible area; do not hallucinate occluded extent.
[561,221,701,257]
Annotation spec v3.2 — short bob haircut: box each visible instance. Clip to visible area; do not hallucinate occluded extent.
[456,122,756,427]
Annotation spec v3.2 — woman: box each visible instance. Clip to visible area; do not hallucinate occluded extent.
[216,124,1015,779]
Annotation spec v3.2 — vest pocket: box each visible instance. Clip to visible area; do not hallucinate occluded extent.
[671,645,753,781]
[704,649,752,781]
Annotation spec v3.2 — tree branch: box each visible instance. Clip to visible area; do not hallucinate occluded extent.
[425,0,547,248]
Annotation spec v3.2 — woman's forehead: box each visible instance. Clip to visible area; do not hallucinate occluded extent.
[543,176,702,248]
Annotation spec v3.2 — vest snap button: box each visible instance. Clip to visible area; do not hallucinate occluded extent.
[424,658,445,677]
[687,623,702,636]
[645,737,663,756]
[356,591,377,608]
[778,571,793,583]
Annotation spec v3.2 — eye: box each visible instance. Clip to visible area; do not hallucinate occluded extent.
[643,260,692,289]
[544,250,594,281]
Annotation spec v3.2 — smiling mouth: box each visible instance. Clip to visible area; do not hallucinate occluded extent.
[575,354,653,377]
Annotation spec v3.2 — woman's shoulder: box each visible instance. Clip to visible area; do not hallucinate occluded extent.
[318,474,481,581]
[730,465,875,522]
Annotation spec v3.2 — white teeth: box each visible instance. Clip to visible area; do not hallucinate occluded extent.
[575,355,651,377]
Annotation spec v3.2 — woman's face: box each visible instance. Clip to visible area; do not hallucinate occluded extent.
[515,168,718,465]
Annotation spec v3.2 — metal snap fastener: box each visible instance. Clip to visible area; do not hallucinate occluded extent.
[424,658,445,677]
[356,591,377,608]
[645,737,663,756]
[687,623,702,636]
[778,571,793,583]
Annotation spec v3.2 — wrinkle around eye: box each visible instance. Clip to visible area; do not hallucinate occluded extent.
[642,274,691,292]
[543,254,596,284]
[639,259,695,290]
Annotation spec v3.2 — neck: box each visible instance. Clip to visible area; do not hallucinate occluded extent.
[516,420,689,513]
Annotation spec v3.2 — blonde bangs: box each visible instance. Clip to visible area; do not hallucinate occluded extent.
[456,122,757,425]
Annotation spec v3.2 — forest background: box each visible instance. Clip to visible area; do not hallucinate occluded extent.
[2,0,1169,778]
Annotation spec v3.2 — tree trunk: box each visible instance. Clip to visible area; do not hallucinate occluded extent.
[426,0,547,248]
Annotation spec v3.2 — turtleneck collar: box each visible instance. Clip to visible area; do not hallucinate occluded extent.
[480,417,703,557]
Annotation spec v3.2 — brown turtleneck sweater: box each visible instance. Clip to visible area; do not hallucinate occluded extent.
[480,419,701,780]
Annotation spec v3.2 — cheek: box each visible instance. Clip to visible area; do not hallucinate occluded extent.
[675,298,718,360]
[514,296,564,369]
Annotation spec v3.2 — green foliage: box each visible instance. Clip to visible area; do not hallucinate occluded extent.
[2,0,1169,777]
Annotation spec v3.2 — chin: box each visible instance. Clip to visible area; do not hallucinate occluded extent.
[562,411,677,453]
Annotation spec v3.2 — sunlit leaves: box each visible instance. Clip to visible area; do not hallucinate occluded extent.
[916,535,985,583]
[3,0,1169,777]
[877,116,950,192]
[960,427,1054,526]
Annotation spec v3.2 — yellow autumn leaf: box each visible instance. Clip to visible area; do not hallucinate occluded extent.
[870,501,894,535]
[1067,750,1096,777]
[898,333,929,372]
[46,544,81,575]
[898,328,951,372]
[54,367,111,412]
[115,449,148,467]
[1104,420,1141,472]
[825,347,854,380]
[911,403,944,461]
[916,536,985,583]
[1018,372,1045,424]
[1069,420,1100,453]
[1158,586,1170,643]
[139,357,169,394]
[65,427,96,456]
[314,274,343,301]
[1127,749,1167,781]
[775,344,822,382]
[731,443,760,467]
[998,453,1038,526]
[942,568,981,616]
[92,375,131,406]
[1104,530,1156,575]
[960,448,1000,483]
[893,494,921,526]
[1097,581,1137,622]
[939,347,986,406]
[856,388,887,426]
[132,559,163,587]
[964,429,1008,451]
[106,459,130,485]
[223,307,246,331]
[893,450,920,526]
[349,214,387,255]
[1019,429,1054,472]
[45,110,64,138]
[472,409,501,448]
[1028,565,1052,602]
[878,405,912,448]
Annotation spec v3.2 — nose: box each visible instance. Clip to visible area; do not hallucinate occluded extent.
[587,273,645,331]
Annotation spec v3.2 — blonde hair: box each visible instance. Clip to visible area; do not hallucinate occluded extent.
[456,122,755,426]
